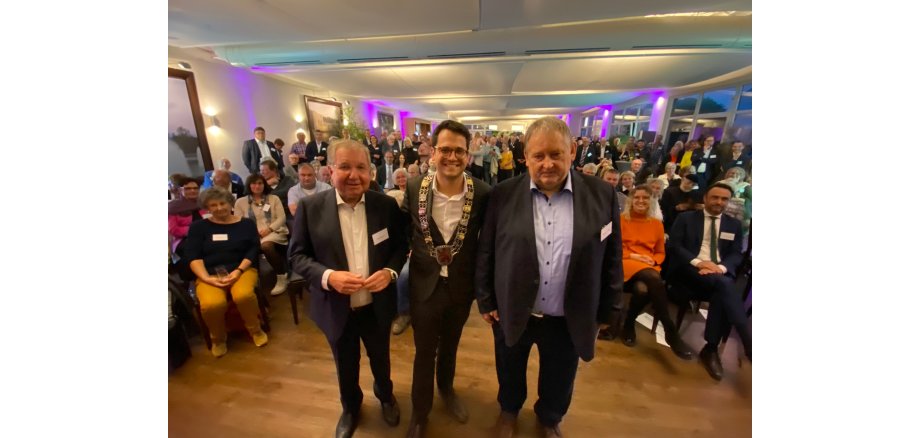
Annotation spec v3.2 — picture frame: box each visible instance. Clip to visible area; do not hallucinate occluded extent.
[304,96,343,142]
[168,67,213,177]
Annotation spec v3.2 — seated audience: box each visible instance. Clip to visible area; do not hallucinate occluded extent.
[287,163,332,216]
[599,166,628,213]
[666,183,751,380]
[582,162,598,176]
[657,162,681,188]
[718,166,752,236]
[284,153,302,179]
[185,188,267,357]
[618,170,636,195]
[661,167,703,232]
[168,176,206,264]
[235,174,290,296]
[600,185,693,359]
[407,163,420,179]
[202,158,244,189]
[668,141,684,165]
[210,169,244,199]
[720,141,751,177]
[260,160,296,218]
[645,178,666,221]
[318,165,332,184]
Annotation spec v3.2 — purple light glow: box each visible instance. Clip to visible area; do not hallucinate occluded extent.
[231,67,257,131]
[399,111,411,137]
[647,91,668,136]
[599,104,613,138]
[363,101,377,135]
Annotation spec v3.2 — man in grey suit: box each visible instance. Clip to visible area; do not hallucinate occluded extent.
[288,140,408,438]
[476,116,623,438]
[241,126,271,175]
[403,120,491,438]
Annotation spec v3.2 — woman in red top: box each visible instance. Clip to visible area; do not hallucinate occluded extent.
[617,185,692,359]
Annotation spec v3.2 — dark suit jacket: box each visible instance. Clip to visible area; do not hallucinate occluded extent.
[377,163,397,188]
[665,210,744,278]
[475,172,623,361]
[574,144,599,167]
[269,175,297,218]
[404,175,491,303]
[242,139,262,174]
[691,148,722,187]
[305,141,329,163]
[367,145,385,167]
[288,189,408,343]
[400,147,420,167]
[720,154,752,178]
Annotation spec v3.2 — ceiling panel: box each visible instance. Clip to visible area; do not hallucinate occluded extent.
[389,63,524,97]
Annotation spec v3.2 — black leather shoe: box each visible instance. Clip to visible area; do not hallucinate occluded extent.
[405,417,427,438]
[597,327,614,341]
[621,321,636,347]
[699,345,724,381]
[335,411,359,438]
[440,389,469,423]
[381,398,400,427]
[665,331,693,360]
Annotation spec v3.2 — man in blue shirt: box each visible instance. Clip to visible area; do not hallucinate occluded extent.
[476,116,624,438]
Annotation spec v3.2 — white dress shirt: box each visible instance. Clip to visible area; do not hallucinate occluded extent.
[257,139,272,161]
[691,212,728,274]
[322,191,372,308]
[431,175,467,277]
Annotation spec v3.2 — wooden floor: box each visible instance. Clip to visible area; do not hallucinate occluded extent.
[169,292,751,438]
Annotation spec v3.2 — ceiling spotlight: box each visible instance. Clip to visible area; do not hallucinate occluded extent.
[330,97,338,102]
[177,62,191,70]
[345,100,351,105]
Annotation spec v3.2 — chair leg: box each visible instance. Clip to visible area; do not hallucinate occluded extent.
[675,303,689,332]
[651,316,659,334]
[193,304,212,350]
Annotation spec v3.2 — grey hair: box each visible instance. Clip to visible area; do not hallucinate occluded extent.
[523,116,572,149]
[664,162,677,172]
[621,171,636,180]
[328,139,371,166]
[647,178,665,191]
[725,166,747,180]
[583,163,598,175]
[198,187,234,209]
[393,168,409,179]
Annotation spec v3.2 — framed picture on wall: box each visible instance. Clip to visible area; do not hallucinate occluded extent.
[304,96,343,142]
[377,112,395,134]
[168,68,213,178]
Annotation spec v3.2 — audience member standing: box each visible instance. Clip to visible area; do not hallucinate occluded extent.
[242,126,271,175]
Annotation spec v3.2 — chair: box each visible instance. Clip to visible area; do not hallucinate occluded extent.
[287,272,307,324]
[179,271,272,351]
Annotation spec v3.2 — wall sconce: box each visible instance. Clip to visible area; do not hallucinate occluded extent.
[373,119,379,128]
[204,107,221,131]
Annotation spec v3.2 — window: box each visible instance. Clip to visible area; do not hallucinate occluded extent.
[700,88,735,114]
[738,84,752,111]
[670,96,698,117]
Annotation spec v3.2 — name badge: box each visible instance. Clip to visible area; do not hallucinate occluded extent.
[600,221,612,242]
[736,160,743,165]
[720,231,735,241]
[262,203,271,212]
[202,213,212,219]
[697,163,707,173]
[212,234,228,241]
[372,228,389,245]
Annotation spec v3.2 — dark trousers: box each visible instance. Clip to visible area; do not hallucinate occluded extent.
[410,278,473,420]
[471,164,484,180]
[329,305,395,414]
[671,264,751,357]
[493,315,579,428]
[498,169,513,182]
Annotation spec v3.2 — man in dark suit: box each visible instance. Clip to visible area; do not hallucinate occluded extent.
[241,126,271,175]
[666,182,751,381]
[403,121,491,438]
[476,116,623,438]
[690,135,722,191]
[510,134,526,176]
[573,137,599,173]
[260,160,296,219]
[376,151,397,190]
[306,131,329,165]
[288,140,408,438]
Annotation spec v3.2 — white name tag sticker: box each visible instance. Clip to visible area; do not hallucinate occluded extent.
[262,204,271,212]
[697,163,707,173]
[202,213,212,220]
[212,233,228,241]
[720,231,735,240]
[600,221,612,242]
[372,228,389,245]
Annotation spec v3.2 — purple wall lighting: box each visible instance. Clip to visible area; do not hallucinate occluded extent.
[363,101,378,135]
[399,111,411,136]
[648,91,668,135]
[599,105,613,138]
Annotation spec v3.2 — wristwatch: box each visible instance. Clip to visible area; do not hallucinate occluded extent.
[388,270,398,282]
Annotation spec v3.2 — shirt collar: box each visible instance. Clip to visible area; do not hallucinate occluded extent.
[335,190,366,207]
[432,173,468,200]
[529,172,573,194]
[704,210,722,220]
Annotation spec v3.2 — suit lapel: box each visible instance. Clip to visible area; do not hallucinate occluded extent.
[518,176,540,273]
[425,181,448,246]
[325,191,349,269]
[564,173,588,294]
[364,193,379,270]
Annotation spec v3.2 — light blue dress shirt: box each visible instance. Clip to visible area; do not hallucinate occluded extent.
[530,175,574,316]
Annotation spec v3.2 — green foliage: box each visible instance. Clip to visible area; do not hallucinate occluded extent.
[342,106,368,142]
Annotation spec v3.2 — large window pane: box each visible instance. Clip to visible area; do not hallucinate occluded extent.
[671,95,698,117]
[738,84,752,111]
[700,88,735,114]
[637,102,653,121]
[692,116,727,143]
[728,113,752,148]
[666,118,693,147]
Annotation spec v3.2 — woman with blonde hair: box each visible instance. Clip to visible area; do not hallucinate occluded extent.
[602,185,692,359]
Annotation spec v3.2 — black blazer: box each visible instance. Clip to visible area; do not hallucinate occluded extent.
[288,189,408,343]
[241,139,262,174]
[376,163,396,188]
[404,175,491,304]
[666,210,744,278]
[305,141,329,163]
[475,172,623,361]
[691,148,722,187]
[574,144,599,167]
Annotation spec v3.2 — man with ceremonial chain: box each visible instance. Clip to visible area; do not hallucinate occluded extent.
[402,120,491,438]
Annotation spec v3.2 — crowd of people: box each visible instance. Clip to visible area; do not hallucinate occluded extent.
[167,118,752,438]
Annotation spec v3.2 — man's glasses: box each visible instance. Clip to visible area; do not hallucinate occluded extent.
[435,147,468,157]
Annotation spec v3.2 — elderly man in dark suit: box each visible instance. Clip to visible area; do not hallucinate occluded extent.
[305,131,329,165]
[476,116,623,438]
[241,126,271,175]
[666,182,751,381]
[402,120,491,438]
[288,140,408,438]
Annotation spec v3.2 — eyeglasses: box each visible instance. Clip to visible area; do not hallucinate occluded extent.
[182,186,200,191]
[435,147,468,157]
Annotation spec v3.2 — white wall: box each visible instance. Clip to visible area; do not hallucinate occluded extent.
[168,46,348,175]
